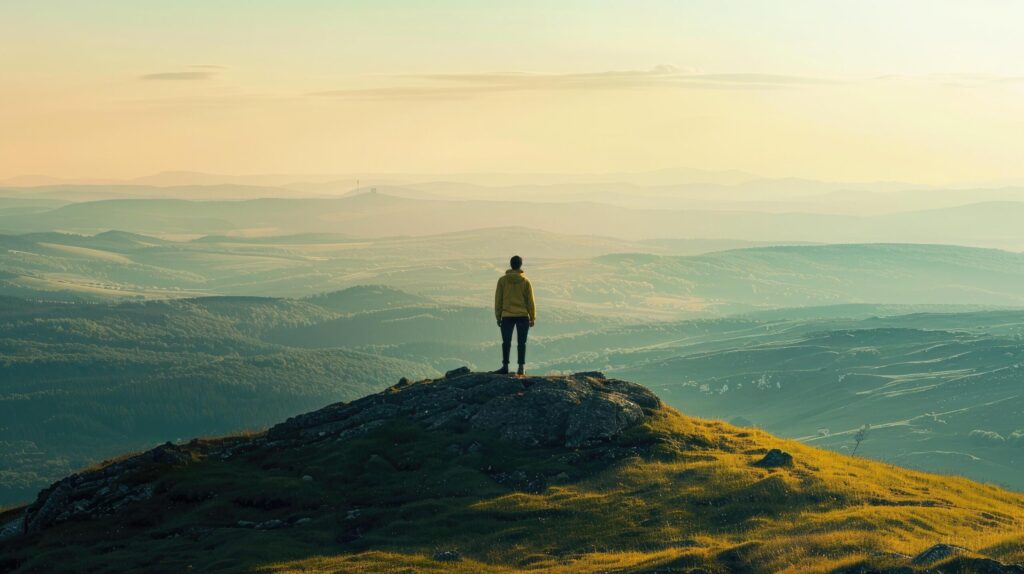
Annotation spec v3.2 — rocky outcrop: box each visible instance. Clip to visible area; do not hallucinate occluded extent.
[268,370,661,449]
[905,543,1023,573]
[942,558,1024,574]
[5,370,660,540]
[0,518,23,542]
[911,544,969,565]
[833,547,1024,574]
[753,449,793,468]
[11,441,210,537]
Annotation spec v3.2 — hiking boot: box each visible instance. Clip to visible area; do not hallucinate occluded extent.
[516,364,526,376]
[492,365,509,375]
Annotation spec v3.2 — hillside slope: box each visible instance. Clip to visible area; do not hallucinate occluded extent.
[608,311,1024,490]
[1,371,1022,573]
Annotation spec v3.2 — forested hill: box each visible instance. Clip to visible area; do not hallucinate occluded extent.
[0,294,436,506]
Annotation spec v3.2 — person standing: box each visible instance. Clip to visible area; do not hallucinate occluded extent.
[493,255,536,375]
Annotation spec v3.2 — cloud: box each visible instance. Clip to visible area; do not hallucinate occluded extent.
[872,73,1024,87]
[190,64,226,70]
[140,71,217,81]
[310,66,839,100]
[311,86,480,100]
[124,93,289,111]
[687,73,836,85]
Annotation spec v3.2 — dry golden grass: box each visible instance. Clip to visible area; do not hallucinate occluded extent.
[258,410,1024,573]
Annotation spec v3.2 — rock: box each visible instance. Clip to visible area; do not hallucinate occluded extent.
[256,519,286,530]
[468,376,658,448]
[444,366,471,379]
[911,543,969,564]
[302,475,313,482]
[944,557,1024,574]
[236,520,258,528]
[432,550,462,562]
[0,516,25,541]
[23,483,74,534]
[151,442,191,465]
[834,566,912,574]
[18,436,224,535]
[294,517,312,525]
[268,372,660,450]
[753,449,793,468]
[365,454,396,473]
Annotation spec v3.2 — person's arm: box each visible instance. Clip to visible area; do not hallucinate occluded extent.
[494,278,503,325]
[525,279,536,325]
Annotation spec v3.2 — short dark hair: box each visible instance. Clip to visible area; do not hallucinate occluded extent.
[510,255,523,270]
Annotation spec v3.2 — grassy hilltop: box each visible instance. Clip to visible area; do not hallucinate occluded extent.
[1,371,1021,574]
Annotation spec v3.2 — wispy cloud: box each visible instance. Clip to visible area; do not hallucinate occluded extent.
[872,72,1024,87]
[310,65,839,100]
[140,71,216,81]
[139,66,225,81]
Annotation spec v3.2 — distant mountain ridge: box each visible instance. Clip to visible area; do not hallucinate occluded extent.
[4,193,1024,248]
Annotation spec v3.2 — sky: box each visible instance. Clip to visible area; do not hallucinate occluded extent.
[2,0,1024,184]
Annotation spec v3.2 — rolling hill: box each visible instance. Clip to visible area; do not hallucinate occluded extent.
[1,371,1021,573]
[4,230,1024,319]
[5,284,1024,501]
[0,295,436,506]
[578,243,1024,312]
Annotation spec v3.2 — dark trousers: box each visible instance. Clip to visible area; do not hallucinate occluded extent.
[500,316,530,365]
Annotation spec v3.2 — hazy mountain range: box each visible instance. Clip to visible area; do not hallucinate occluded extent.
[6,168,1024,218]
[4,193,1024,252]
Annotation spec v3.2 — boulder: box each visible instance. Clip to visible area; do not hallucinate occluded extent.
[942,557,1024,574]
[433,550,462,562]
[753,449,793,468]
[18,436,220,536]
[444,366,471,379]
[0,516,25,542]
[911,543,969,564]
[255,519,286,530]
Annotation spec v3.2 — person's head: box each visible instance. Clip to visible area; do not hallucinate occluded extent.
[510,255,523,270]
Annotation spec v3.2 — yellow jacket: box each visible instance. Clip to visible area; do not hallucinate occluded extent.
[495,269,536,322]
